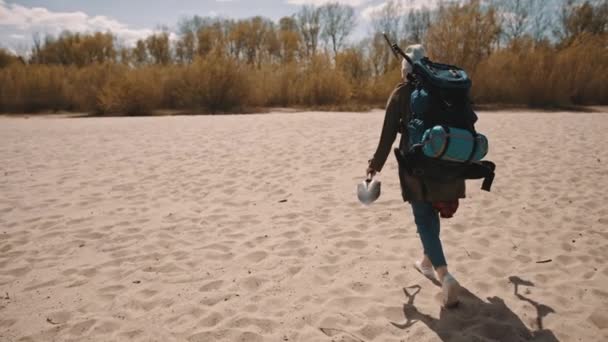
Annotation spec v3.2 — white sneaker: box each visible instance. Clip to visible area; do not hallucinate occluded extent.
[442,273,460,308]
[414,260,436,280]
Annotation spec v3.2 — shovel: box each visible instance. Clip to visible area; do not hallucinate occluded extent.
[357,174,381,205]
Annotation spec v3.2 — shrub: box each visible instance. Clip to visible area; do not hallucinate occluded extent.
[298,54,352,106]
[175,53,250,113]
[473,34,608,106]
[97,66,162,115]
[0,64,69,113]
[65,63,122,113]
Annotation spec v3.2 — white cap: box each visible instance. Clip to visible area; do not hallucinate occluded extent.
[401,44,426,79]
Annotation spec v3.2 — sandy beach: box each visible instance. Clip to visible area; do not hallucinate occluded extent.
[1,110,607,342]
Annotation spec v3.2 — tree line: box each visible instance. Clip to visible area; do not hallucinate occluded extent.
[0,0,606,114]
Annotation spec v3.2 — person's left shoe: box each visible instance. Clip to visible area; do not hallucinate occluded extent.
[441,273,461,308]
[414,260,436,280]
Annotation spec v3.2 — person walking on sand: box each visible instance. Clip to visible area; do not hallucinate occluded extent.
[366,45,463,308]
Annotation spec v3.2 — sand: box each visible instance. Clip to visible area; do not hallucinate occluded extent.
[0,110,607,342]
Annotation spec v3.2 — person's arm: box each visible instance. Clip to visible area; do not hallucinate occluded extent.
[368,84,405,174]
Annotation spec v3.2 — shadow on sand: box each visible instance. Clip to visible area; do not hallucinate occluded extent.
[391,276,559,341]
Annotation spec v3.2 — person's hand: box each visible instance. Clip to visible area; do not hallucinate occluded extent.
[366,166,377,178]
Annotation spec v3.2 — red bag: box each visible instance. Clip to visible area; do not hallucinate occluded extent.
[432,200,459,218]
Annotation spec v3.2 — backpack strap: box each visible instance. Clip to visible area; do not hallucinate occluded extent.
[437,126,451,159]
[465,132,479,163]
[480,161,495,191]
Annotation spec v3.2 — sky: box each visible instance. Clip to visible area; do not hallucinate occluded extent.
[0,0,448,54]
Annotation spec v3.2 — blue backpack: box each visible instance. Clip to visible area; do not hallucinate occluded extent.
[397,58,496,191]
[408,58,487,161]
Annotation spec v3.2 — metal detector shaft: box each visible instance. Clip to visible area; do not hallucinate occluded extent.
[382,32,413,67]
[382,33,401,60]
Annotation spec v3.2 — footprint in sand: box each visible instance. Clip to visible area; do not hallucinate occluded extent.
[336,239,368,249]
[318,264,341,276]
[24,279,58,292]
[243,250,268,263]
[4,266,31,277]
[201,243,231,252]
[79,267,98,277]
[46,310,72,325]
[350,281,373,294]
[67,319,97,335]
[204,252,234,261]
[280,239,304,249]
[99,285,126,293]
[0,319,17,329]
[288,266,303,276]
[199,280,223,292]
[239,276,267,292]
[281,230,300,239]
[198,311,224,327]
[91,320,120,334]
[137,288,159,298]
[66,278,89,288]
[243,304,258,313]
[118,329,144,339]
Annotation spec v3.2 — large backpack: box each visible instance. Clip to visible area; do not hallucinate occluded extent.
[395,57,496,191]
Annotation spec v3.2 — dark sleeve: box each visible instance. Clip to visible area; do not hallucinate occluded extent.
[369,84,406,172]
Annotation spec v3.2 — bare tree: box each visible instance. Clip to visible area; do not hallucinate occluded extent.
[319,2,356,57]
[369,0,403,41]
[404,7,432,44]
[426,1,501,71]
[278,16,301,63]
[296,5,322,58]
[501,0,530,41]
[367,0,403,75]
[31,33,43,64]
[372,33,390,76]
[175,31,195,64]
[196,19,229,57]
[177,15,208,36]
[145,32,171,65]
[496,0,553,43]
[529,0,552,42]
[555,0,608,45]
[229,16,277,66]
[133,39,148,65]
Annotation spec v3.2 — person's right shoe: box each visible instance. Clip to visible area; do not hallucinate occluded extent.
[441,273,460,308]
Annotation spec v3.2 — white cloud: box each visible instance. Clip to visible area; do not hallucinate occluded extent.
[287,0,370,6]
[0,1,169,46]
[361,0,455,21]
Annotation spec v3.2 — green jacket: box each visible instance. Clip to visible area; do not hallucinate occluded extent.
[369,82,466,202]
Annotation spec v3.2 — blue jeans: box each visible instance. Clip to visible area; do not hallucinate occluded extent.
[411,201,447,268]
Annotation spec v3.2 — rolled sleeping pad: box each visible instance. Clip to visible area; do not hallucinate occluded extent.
[421,125,488,162]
